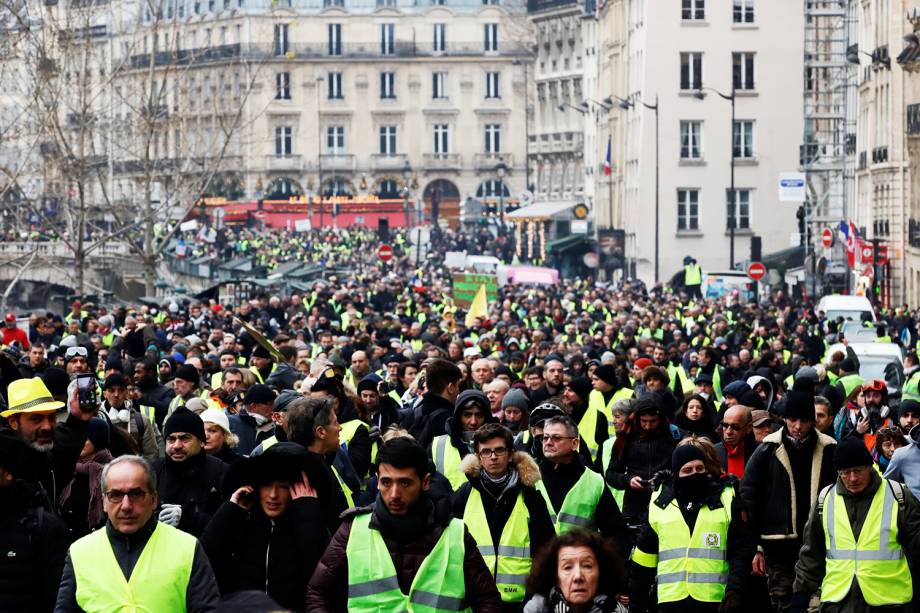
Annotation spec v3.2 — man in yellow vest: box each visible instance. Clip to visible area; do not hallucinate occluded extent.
[55,455,220,611]
[630,445,754,613]
[306,437,503,611]
[429,390,496,491]
[793,437,920,612]
[536,416,628,543]
[451,423,555,604]
[683,256,703,299]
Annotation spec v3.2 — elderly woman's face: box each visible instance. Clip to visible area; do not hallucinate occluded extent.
[203,423,226,453]
[557,545,600,605]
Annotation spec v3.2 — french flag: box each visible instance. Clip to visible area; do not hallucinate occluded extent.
[838,221,857,267]
[603,137,612,176]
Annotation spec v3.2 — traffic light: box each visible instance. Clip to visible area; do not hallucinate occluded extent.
[796,206,806,246]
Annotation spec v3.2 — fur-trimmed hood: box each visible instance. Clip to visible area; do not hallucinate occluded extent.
[459,451,542,488]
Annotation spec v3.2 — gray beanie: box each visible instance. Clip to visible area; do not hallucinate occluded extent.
[501,388,530,413]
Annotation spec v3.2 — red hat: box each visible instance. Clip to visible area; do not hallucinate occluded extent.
[4,312,15,322]
[634,357,653,370]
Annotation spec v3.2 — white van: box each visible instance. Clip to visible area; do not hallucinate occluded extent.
[816,295,876,324]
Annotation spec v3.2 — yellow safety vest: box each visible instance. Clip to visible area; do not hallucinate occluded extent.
[599,436,624,510]
[536,467,605,534]
[345,512,470,612]
[251,363,277,384]
[431,434,466,491]
[684,264,702,286]
[332,465,355,508]
[71,522,196,612]
[462,488,531,602]
[632,485,734,604]
[819,480,911,605]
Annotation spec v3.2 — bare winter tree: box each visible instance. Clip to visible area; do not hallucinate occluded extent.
[2,0,263,296]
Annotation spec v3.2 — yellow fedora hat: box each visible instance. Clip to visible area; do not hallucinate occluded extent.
[1,378,65,418]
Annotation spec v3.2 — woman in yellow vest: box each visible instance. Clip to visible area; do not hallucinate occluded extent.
[630,445,754,613]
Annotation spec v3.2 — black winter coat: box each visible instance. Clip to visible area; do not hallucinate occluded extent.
[605,429,676,524]
[135,381,175,428]
[154,451,227,536]
[201,498,330,612]
[740,428,837,543]
[408,392,456,449]
[0,416,88,514]
[0,480,71,613]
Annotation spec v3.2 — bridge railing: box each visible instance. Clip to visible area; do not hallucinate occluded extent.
[0,241,133,258]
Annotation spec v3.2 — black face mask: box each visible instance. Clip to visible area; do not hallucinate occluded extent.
[504,419,522,434]
[674,473,710,502]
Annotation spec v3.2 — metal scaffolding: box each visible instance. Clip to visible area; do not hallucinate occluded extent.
[801,0,857,293]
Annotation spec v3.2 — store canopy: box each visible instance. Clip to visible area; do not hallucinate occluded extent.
[546,234,585,253]
[506,200,577,221]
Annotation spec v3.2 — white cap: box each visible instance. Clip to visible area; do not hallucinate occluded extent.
[200,408,230,434]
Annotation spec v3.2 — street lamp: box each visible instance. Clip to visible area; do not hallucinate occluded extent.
[694,86,737,269]
[558,103,587,115]
[402,160,412,229]
[613,94,660,283]
[495,158,508,235]
[846,46,891,69]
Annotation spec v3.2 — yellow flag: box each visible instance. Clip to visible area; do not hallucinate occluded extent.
[464,285,488,327]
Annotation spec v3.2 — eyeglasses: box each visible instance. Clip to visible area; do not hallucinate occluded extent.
[103,488,149,504]
[543,434,576,444]
[720,422,744,432]
[478,447,509,459]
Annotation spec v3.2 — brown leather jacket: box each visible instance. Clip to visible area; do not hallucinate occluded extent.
[306,504,503,612]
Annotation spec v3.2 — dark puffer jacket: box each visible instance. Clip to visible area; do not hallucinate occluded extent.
[154,451,227,536]
[201,498,329,612]
[0,480,71,613]
[305,500,503,612]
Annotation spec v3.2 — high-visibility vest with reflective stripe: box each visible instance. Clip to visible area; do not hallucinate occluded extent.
[71,521,195,612]
[577,401,603,463]
[633,485,733,604]
[820,481,911,605]
[431,435,466,491]
[138,404,157,425]
[332,465,355,508]
[251,363,277,385]
[536,467,605,534]
[462,488,531,603]
[684,264,702,286]
[340,419,370,477]
[599,436,624,510]
[346,512,470,612]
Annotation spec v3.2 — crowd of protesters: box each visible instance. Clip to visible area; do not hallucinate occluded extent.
[2,245,920,611]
